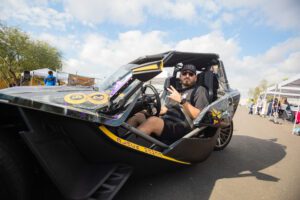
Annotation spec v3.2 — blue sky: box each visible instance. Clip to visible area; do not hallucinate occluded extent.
[1,0,300,100]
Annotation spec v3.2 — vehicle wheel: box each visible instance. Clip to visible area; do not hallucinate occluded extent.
[0,130,35,200]
[214,121,233,151]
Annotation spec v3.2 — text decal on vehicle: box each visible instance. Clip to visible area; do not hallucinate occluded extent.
[99,125,190,165]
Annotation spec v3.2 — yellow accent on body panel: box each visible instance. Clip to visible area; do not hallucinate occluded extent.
[64,92,109,105]
[99,125,190,165]
[64,93,87,104]
[159,60,164,70]
[211,108,222,125]
[132,64,159,73]
[87,92,109,105]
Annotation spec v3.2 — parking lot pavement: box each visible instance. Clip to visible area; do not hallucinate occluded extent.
[115,106,300,200]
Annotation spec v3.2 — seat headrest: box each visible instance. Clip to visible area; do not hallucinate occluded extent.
[163,71,219,103]
[163,76,182,91]
[197,71,219,103]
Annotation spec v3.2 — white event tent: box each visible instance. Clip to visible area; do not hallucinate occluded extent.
[30,68,69,83]
[260,74,300,135]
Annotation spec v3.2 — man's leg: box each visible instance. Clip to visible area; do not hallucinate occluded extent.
[127,112,147,127]
[137,116,164,136]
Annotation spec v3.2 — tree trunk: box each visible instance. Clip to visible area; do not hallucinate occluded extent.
[8,68,20,85]
[0,69,11,86]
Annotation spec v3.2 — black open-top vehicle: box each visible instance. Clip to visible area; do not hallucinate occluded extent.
[0,51,240,200]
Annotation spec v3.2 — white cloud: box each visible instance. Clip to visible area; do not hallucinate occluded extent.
[278,52,300,74]
[63,30,170,77]
[221,12,234,24]
[260,0,300,31]
[219,0,300,31]
[0,0,28,20]
[175,32,240,61]
[0,0,72,29]
[27,7,72,29]
[228,37,300,95]
[150,1,197,21]
[35,33,81,53]
[63,58,89,75]
[262,37,300,63]
[200,0,220,14]
[64,0,146,26]
[2,0,299,31]
[64,0,199,26]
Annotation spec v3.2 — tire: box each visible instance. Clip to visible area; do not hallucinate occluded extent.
[214,121,233,151]
[0,130,35,200]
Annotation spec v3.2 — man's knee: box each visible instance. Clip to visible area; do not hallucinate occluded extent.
[142,116,164,135]
[127,112,147,127]
[147,116,159,123]
[134,112,147,123]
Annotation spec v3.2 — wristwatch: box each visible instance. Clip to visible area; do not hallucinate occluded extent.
[180,97,187,105]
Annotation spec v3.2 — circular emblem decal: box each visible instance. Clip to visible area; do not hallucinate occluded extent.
[87,92,109,105]
[64,93,87,104]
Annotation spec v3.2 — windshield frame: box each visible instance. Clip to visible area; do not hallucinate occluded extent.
[96,64,138,93]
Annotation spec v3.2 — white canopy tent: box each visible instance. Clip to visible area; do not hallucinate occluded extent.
[261,74,300,135]
[29,68,69,82]
[27,68,101,86]
[265,74,300,98]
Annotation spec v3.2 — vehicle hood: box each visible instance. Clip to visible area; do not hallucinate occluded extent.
[0,85,106,109]
[0,86,126,125]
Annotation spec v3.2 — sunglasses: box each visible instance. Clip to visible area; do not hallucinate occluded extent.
[181,71,195,77]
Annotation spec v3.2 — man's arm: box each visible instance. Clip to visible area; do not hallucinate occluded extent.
[167,86,201,119]
[181,102,200,119]
[188,86,209,119]
[159,106,168,115]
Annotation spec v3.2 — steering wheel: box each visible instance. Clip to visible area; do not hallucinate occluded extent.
[141,84,161,116]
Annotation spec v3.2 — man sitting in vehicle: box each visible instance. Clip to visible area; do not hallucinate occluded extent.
[128,64,209,143]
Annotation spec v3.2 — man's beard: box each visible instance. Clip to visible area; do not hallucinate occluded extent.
[182,78,196,87]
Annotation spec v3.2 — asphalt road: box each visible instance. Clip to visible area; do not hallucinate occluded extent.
[115,106,300,200]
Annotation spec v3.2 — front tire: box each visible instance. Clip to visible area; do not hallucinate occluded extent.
[0,130,35,200]
[214,121,233,151]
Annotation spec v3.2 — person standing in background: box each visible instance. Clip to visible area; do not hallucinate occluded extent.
[44,70,56,86]
[257,97,263,115]
[248,99,254,114]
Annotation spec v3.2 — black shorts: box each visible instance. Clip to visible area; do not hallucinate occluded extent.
[160,118,191,144]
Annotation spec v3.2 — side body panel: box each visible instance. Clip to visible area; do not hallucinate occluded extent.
[14,106,188,197]
[164,128,219,163]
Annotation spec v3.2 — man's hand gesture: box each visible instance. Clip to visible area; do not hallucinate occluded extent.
[167,86,181,103]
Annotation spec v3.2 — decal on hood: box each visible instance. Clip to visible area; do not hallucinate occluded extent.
[64,92,109,105]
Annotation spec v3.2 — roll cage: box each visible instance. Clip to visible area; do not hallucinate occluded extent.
[118,51,234,148]
[130,51,230,92]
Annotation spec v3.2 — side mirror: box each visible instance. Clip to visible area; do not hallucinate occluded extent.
[131,60,163,82]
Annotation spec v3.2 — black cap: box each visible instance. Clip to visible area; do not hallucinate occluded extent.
[181,64,196,74]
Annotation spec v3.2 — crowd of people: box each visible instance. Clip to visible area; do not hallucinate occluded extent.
[8,70,58,87]
[248,97,299,124]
